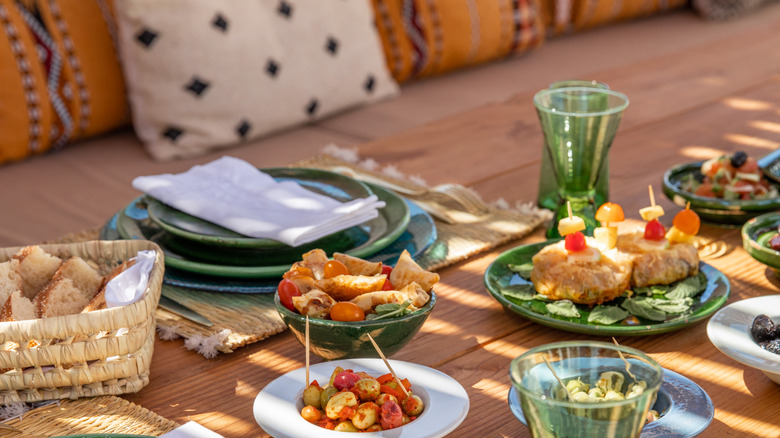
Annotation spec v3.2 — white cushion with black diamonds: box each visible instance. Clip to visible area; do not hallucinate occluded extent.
[114,0,398,161]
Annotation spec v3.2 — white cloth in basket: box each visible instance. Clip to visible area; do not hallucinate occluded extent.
[160,421,223,438]
[131,156,385,247]
[105,250,156,308]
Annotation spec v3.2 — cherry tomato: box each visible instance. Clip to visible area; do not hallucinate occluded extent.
[644,219,666,241]
[381,264,393,276]
[333,370,362,390]
[329,302,365,322]
[324,260,349,278]
[694,183,716,198]
[738,157,759,173]
[672,209,700,236]
[595,202,625,223]
[278,279,301,312]
[564,231,587,252]
[382,279,394,291]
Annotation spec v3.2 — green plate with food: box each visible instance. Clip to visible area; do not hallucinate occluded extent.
[741,212,780,273]
[484,239,730,336]
[662,152,780,226]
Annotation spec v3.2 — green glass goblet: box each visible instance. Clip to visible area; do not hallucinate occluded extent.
[534,87,629,238]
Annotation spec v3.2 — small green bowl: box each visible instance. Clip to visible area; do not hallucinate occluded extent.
[274,291,436,360]
[662,162,780,226]
[741,212,780,272]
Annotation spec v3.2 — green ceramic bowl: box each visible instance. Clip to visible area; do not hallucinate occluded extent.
[741,212,780,272]
[274,291,435,360]
[662,162,780,226]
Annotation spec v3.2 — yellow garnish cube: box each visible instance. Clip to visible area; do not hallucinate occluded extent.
[639,205,665,221]
[666,226,693,244]
[594,226,618,249]
[558,216,585,236]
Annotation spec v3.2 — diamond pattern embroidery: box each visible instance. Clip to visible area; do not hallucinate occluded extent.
[278,1,293,18]
[325,37,339,56]
[162,127,183,142]
[306,99,319,116]
[212,13,229,32]
[236,119,251,139]
[136,29,158,47]
[266,59,279,78]
[184,77,210,97]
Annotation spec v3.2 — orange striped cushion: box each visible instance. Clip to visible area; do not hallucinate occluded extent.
[544,0,689,35]
[372,0,546,83]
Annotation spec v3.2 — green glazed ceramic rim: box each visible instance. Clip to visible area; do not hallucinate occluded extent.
[662,162,780,225]
[483,240,731,336]
[741,212,780,271]
[146,167,374,249]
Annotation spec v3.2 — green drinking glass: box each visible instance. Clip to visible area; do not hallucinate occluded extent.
[534,87,629,238]
[537,80,611,213]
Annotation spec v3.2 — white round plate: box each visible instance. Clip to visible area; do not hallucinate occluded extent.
[707,295,780,384]
[253,358,470,437]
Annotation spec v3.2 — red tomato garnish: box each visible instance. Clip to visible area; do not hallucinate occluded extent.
[694,183,716,198]
[644,219,666,241]
[564,231,587,252]
[738,157,759,173]
[329,302,365,322]
[277,279,300,312]
[382,279,394,291]
[323,260,349,278]
[381,264,393,276]
[673,209,700,236]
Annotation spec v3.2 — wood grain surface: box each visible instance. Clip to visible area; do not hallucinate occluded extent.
[122,9,780,438]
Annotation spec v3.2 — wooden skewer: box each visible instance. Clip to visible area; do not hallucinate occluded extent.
[612,337,637,381]
[305,316,310,387]
[567,201,573,219]
[542,356,573,402]
[367,333,410,398]
[686,201,691,210]
[648,185,656,207]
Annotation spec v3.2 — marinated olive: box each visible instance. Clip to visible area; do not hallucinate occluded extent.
[751,314,777,342]
[334,421,359,432]
[333,371,362,390]
[379,399,404,430]
[351,402,380,429]
[730,151,747,168]
[353,378,381,401]
[325,391,358,420]
[761,339,780,355]
[375,393,398,406]
[302,383,323,409]
[364,424,383,432]
[319,386,338,409]
[300,405,321,423]
[401,394,424,416]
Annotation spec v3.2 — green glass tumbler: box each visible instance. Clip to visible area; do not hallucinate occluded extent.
[537,80,610,213]
[534,87,629,238]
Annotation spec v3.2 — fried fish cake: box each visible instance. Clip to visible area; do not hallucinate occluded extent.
[530,239,633,305]
[616,231,698,287]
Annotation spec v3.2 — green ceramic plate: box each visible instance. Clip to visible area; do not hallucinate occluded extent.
[146,167,373,250]
[662,161,780,226]
[741,212,780,272]
[116,184,410,278]
[483,240,731,336]
[51,435,155,438]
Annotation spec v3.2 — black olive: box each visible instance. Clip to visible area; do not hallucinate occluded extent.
[761,339,780,355]
[731,151,747,168]
[751,314,776,342]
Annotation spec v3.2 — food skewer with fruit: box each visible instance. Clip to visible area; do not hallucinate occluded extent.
[594,202,625,249]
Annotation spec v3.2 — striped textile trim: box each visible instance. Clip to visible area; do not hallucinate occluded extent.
[464,0,481,63]
[17,4,72,149]
[374,0,404,78]
[498,0,514,54]
[97,0,121,62]
[402,0,428,76]
[0,3,42,153]
[46,0,90,135]
[510,0,540,53]
[423,0,443,74]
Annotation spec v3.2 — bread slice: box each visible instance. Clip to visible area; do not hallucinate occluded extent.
[82,258,137,313]
[34,278,91,318]
[0,259,23,307]
[51,257,102,302]
[13,246,62,300]
[0,289,37,322]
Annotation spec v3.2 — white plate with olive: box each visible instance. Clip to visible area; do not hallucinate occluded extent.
[253,358,469,437]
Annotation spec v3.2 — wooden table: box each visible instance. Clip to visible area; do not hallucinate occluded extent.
[123,16,780,437]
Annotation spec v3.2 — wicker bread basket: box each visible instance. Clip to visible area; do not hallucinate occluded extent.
[0,240,164,404]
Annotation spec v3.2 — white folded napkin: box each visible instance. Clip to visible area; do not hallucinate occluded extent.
[160,421,224,438]
[105,250,156,308]
[132,156,385,247]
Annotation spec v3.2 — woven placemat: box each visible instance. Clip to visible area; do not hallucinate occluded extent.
[54,151,550,357]
[2,395,178,436]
